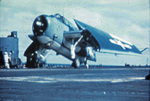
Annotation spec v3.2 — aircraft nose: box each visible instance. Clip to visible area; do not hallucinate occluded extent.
[33,15,48,36]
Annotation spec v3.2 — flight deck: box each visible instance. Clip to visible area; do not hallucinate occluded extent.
[0,66,149,101]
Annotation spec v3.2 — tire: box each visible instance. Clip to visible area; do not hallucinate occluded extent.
[74,58,80,68]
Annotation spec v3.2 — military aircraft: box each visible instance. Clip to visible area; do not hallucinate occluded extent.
[24,13,142,68]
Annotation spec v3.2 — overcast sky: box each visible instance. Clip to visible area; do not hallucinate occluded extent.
[0,0,149,66]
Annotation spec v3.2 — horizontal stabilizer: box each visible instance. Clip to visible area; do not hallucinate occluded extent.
[140,47,148,53]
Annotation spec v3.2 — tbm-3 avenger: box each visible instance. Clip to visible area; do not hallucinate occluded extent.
[24,13,142,68]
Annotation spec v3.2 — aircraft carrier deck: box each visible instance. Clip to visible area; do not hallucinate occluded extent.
[0,66,149,101]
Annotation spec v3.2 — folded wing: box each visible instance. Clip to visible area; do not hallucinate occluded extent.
[73,19,141,54]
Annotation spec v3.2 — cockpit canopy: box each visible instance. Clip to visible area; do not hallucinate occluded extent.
[53,13,77,31]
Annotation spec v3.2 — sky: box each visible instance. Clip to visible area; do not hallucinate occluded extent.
[0,0,149,66]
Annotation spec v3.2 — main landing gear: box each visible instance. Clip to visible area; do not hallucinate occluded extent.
[26,52,45,68]
[72,58,89,69]
[72,58,80,68]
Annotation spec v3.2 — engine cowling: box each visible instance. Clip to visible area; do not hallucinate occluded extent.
[33,15,48,36]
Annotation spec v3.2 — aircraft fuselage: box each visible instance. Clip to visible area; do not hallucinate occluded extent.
[32,14,88,67]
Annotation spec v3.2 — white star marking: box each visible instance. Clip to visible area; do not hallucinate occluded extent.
[109,39,132,50]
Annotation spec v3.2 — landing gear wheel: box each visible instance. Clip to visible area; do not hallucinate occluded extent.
[26,53,39,68]
[73,58,80,68]
[84,59,89,69]
[85,64,89,69]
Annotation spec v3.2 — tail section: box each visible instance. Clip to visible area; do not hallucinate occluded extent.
[140,47,148,53]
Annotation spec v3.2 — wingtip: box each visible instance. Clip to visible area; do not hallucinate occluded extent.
[73,19,85,30]
[73,19,79,24]
[73,19,77,21]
